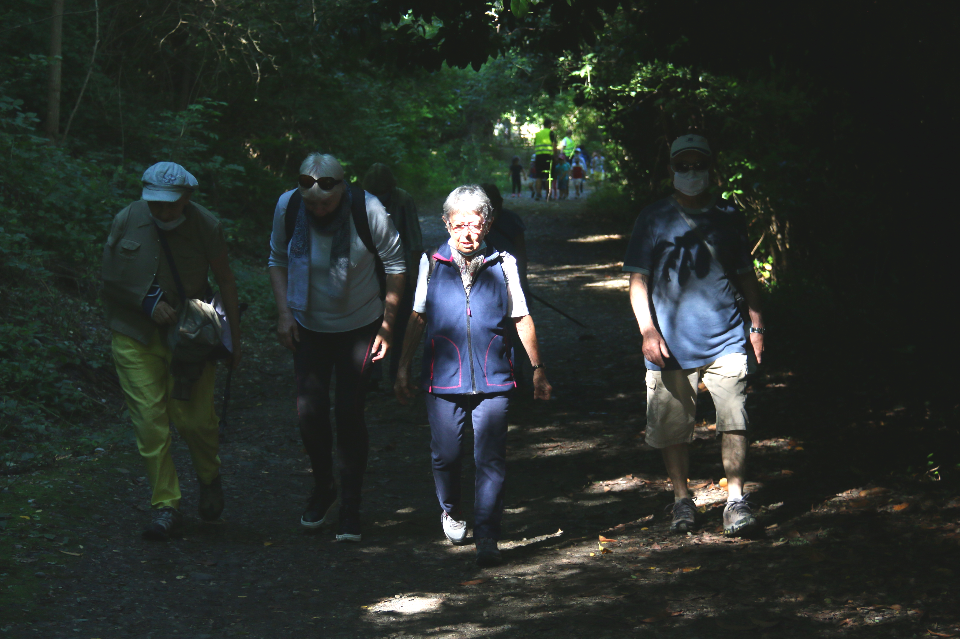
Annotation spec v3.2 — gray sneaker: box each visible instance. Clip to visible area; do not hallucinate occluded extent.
[198,474,224,522]
[723,494,759,536]
[143,507,183,541]
[668,497,697,533]
[475,538,502,567]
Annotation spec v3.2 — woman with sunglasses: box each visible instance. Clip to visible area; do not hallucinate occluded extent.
[268,153,406,543]
[394,185,552,567]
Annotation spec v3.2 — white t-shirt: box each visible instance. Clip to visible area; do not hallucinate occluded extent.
[412,251,528,317]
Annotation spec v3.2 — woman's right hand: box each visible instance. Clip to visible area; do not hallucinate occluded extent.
[277,311,300,352]
[394,366,417,405]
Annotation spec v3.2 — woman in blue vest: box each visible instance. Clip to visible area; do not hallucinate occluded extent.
[394,185,552,567]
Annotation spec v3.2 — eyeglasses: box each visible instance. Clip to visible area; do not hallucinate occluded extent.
[298,175,343,191]
[671,161,711,173]
[447,222,484,233]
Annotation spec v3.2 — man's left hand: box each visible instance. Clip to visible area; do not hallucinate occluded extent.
[749,331,764,364]
[371,326,391,362]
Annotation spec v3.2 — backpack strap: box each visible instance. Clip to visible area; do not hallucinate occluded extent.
[350,186,387,298]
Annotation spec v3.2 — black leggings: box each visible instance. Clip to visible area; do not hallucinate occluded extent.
[293,318,379,511]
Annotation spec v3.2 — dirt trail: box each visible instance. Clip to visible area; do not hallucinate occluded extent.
[3,190,959,638]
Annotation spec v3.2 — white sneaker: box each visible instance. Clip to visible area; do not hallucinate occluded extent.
[441,511,468,545]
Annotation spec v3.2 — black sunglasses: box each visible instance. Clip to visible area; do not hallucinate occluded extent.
[298,175,343,191]
[671,161,711,173]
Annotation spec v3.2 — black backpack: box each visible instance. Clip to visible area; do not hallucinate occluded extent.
[284,185,386,297]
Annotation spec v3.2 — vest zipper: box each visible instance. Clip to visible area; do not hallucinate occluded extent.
[466,289,476,393]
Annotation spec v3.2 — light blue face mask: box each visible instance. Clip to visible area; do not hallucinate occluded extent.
[673,170,710,197]
[151,215,186,231]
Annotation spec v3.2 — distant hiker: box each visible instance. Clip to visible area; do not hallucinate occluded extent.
[556,154,572,200]
[533,118,557,201]
[571,151,588,198]
[101,162,242,541]
[558,129,575,160]
[362,163,425,385]
[268,153,406,543]
[590,151,605,187]
[394,185,552,567]
[508,156,526,198]
[623,134,765,537]
[528,153,538,198]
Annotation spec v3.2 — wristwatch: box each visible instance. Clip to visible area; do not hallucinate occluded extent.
[531,364,545,371]
[749,327,766,334]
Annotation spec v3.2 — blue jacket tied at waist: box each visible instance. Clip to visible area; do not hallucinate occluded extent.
[422,243,516,394]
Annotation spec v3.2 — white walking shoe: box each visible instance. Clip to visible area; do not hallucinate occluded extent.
[441,511,468,545]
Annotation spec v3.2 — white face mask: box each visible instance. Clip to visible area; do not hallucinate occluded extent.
[673,170,710,197]
[151,215,186,231]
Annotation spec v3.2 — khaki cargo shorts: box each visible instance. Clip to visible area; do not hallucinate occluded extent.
[644,352,749,449]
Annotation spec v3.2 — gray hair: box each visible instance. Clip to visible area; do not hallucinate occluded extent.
[442,185,493,225]
[299,153,345,202]
[299,153,343,178]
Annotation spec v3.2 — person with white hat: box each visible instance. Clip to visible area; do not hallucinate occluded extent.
[101,162,242,540]
[623,134,766,537]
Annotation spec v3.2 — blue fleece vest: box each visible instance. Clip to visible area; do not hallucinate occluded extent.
[421,243,516,394]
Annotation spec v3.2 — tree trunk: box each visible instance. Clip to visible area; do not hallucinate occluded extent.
[45,0,65,143]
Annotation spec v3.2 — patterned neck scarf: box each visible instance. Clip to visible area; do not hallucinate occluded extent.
[287,189,352,304]
[448,239,487,294]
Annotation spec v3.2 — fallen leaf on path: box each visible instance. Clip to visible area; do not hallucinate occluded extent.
[600,547,613,554]
[460,579,489,586]
[890,604,903,611]
[891,503,911,512]
[786,530,801,539]
[681,566,701,573]
[59,551,81,557]
[859,487,888,497]
[927,630,959,638]
[263,541,273,546]
[651,542,661,550]
[175,575,185,580]
[599,535,617,543]
[19,515,30,520]
[641,609,683,623]
[839,619,856,627]
[781,469,794,476]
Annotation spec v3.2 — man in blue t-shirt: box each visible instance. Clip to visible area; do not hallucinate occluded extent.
[623,134,766,537]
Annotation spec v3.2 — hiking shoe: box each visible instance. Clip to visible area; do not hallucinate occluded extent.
[441,511,468,545]
[668,497,697,534]
[475,538,502,567]
[301,483,338,529]
[723,494,759,537]
[336,511,362,542]
[142,507,183,541]
[198,474,224,522]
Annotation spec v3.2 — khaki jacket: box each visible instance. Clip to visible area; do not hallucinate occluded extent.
[101,200,225,345]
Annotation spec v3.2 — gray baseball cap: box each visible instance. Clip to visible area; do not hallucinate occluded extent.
[141,162,198,202]
[670,134,712,158]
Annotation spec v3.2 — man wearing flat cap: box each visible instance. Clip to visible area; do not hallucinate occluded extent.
[623,134,766,537]
[102,162,241,540]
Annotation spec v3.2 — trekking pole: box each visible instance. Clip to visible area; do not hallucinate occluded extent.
[530,293,587,328]
[220,302,248,437]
